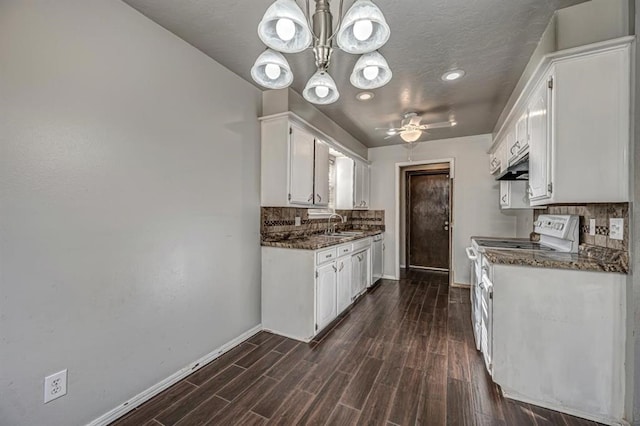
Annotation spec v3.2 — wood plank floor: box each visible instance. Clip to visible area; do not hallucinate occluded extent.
[110,270,602,426]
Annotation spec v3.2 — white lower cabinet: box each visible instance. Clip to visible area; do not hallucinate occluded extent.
[315,262,337,332]
[262,237,376,342]
[336,257,352,315]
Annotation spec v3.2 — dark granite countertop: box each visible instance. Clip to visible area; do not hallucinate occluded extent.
[482,245,628,274]
[262,229,383,250]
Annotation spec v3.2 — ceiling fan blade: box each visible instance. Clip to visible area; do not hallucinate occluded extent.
[384,135,397,140]
[423,121,455,130]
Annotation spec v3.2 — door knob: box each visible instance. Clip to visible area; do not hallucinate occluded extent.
[444,226,449,231]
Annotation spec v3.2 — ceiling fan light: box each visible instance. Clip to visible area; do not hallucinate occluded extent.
[258,0,312,53]
[303,70,340,105]
[251,49,293,89]
[336,0,391,54]
[350,51,392,89]
[400,130,422,143]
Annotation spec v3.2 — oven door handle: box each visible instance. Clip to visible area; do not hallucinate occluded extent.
[466,247,478,261]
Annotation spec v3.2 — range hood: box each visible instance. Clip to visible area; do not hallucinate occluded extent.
[496,154,529,181]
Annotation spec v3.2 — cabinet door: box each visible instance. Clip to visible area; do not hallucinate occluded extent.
[528,73,553,202]
[289,125,315,205]
[335,157,354,210]
[353,161,370,209]
[316,263,337,332]
[314,140,329,206]
[514,110,529,157]
[500,130,513,173]
[499,181,510,208]
[351,254,361,300]
[372,241,383,283]
[362,248,371,289]
[336,258,352,314]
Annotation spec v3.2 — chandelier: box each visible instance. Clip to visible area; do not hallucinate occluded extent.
[251,0,392,105]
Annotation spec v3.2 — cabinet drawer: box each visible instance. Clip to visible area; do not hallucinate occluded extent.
[317,248,338,265]
[337,244,353,257]
[353,238,372,251]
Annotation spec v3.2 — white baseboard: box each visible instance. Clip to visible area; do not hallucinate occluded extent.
[502,388,624,426]
[381,274,398,280]
[87,324,263,426]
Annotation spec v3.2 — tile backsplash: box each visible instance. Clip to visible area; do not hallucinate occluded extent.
[533,203,628,251]
[261,207,385,242]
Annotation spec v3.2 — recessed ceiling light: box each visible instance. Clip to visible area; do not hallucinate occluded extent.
[356,91,374,101]
[442,69,466,81]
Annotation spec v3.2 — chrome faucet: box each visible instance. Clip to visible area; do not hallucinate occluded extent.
[326,213,345,234]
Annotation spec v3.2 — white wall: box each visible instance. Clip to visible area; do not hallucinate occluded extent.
[0,2,262,425]
[369,135,517,284]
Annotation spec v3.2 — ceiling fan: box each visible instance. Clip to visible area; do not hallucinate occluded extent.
[377,112,457,142]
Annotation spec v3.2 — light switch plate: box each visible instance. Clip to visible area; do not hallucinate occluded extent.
[589,219,596,236]
[294,217,301,226]
[609,218,623,240]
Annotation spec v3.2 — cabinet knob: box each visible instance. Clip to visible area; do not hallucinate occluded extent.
[332,265,337,272]
[308,193,314,202]
[316,194,322,203]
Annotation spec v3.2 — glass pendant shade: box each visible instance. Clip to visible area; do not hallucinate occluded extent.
[350,51,392,89]
[336,0,391,54]
[251,49,293,89]
[303,71,340,105]
[400,130,422,143]
[257,0,312,53]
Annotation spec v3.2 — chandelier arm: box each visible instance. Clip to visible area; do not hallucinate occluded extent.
[304,0,320,43]
[326,0,344,43]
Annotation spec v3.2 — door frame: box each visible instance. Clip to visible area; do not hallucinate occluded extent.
[394,158,455,284]
[405,169,451,272]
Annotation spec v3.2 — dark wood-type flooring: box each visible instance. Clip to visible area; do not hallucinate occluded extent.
[110,270,602,426]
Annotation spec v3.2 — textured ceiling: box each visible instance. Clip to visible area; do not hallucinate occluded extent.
[123,0,587,148]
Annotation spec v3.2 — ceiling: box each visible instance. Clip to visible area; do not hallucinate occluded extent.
[123,0,587,148]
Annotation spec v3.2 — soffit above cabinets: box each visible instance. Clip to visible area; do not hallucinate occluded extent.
[123,0,588,148]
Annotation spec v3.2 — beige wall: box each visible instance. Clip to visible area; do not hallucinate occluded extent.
[368,135,517,284]
[0,1,262,425]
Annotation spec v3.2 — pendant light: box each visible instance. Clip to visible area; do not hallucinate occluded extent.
[303,70,340,105]
[350,51,392,89]
[252,0,392,105]
[251,49,294,89]
[336,0,391,54]
[257,0,313,53]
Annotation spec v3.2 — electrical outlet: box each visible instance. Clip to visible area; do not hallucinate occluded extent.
[295,217,301,226]
[610,218,624,241]
[44,369,67,403]
[589,219,596,236]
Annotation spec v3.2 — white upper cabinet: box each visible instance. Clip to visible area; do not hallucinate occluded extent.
[313,140,330,207]
[539,43,630,205]
[353,161,370,209]
[261,113,368,208]
[510,109,529,162]
[335,157,355,210]
[289,125,316,205]
[491,37,632,206]
[528,73,552,203]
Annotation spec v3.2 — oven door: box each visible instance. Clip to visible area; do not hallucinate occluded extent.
[480,267,494,375]
[466,247,482,351]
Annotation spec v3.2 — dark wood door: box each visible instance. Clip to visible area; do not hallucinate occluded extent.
[407,172,450,270]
